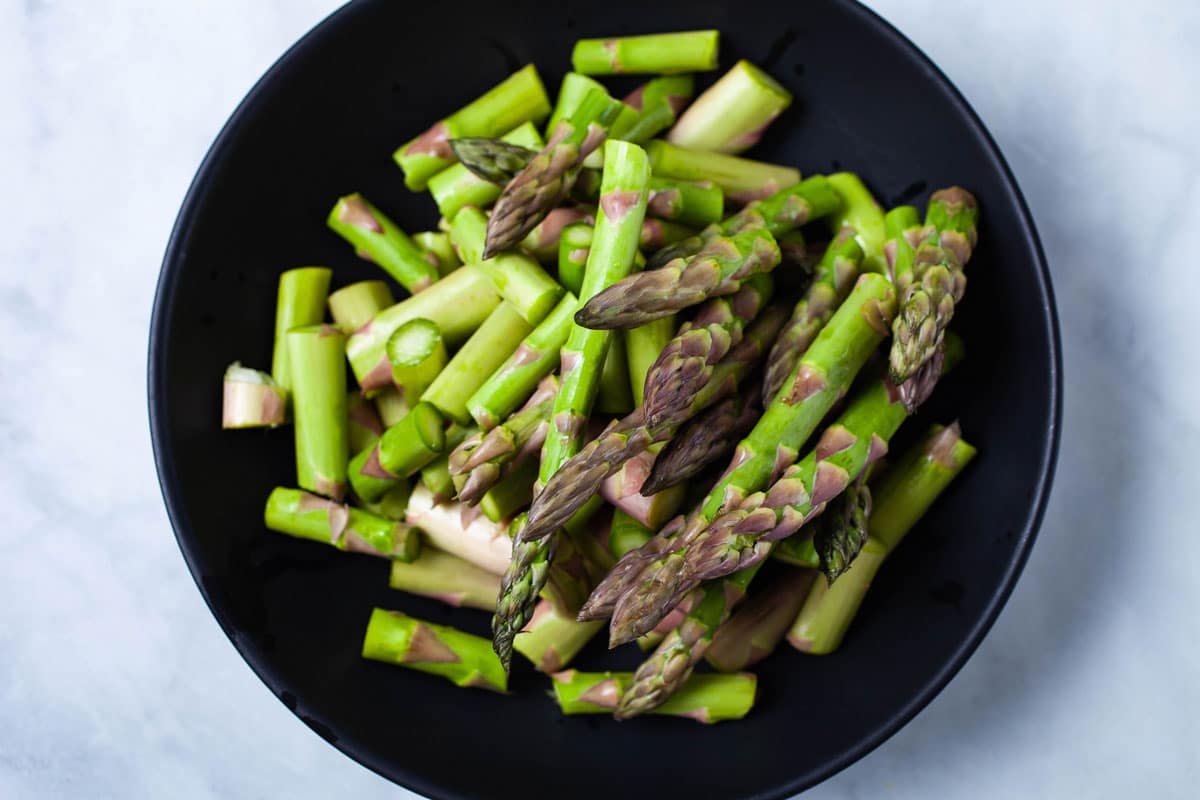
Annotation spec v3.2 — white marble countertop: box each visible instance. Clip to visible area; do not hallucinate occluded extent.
[2,1,1197,797]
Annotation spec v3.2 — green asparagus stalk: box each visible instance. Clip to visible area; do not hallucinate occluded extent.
[429,121,545,219]
[360,480,413,522]
[265,487,420,561]
[789,423,976,653]
[813,476,873,584]
[761,226,863,403]
[374,387,410,428]
[415,423,474,503]
[393,64,550,191]
[363,609,508,692]
[466,293,579,430]
[287,325,349,499]
[556,222,593,296]
[596,331,634,415]
[513,600,603,672]
[571,31,720,75]
[645,177,724,228]
[618,75,695,144]
[389,547,501,611]
[494,140,651,668]
[347,264,501,393]
[271,267,331,399]
[640,219,696,250]
[413,231,461,277]
[347,391,385,454]
[222,363,286,429]
[328,280,395,333]
[327,194,439,293]
[667,60,791,154]
[706,568,816,671]
[480,456,539,522]
[827,173,886,273]
[625,316,677,407]
[405,483,512,574]
[349,402,445,502]
[521,207,591,263]
[484,89,626,258]
[386,318,448,405]
[647,140,800,205]
[609,508,655,559]
[546,72,609,137]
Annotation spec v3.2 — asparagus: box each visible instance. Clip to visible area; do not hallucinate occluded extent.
[421,303,535,425]
[762,226,863,404]
[580,274,896,631]
[625,316,677,407]
[393,64,550,191]
[389,547,501,611]
[513,600,603,672]
[706,568,816,671]
[555,670,755,722]
[667,60,792,154]
[571,31,720,75]
[827,173,886,274]
[596,331,634,414]
[271,267,331,399]
[328,280,395,333]
[466,293,578,430]
[609,508,655,560]
[546,72,609,136]
[556,222,592,295]
[494,140,651,668]
[406,484,512,574]
[347,391,385,454]
[483,89,626,258]
[361,480,413,522]
[363,609,508,693]
[264,487,420,561]
[374,387,410,428]
[618,75,695,144]
[349,401,446,502]
[646,177,724,228]
[287,325,349,500]
[522,207,591,263]
[222,363,286,429]
[430,122,545,219]
[480,456,539,523]
[347,264,501,393]
[813,476,873,584]
[647,140,800,205]
[417,424,474,504]
[326,194,440,293]
[639,219,696,250]
[386,318,448,404]
[601,445,686,529]
[789,423,976,653]
[889,187,979,410]
[413,231,461,276]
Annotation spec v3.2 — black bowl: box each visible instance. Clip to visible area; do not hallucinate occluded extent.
[149,1,1060,797]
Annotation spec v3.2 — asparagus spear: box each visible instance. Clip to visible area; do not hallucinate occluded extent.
[706,568,816,671]
[413,231,461,276]
[360,481,413,522]
[386,317,448,404]
[514,600,603,672]
[600,446,686,529]
[667,60,792,154]
[761,226,863,404]
[347,264,501,393]
[222,363,286,429]
[483,89,626,258]
[429,121,545,219]
[494,140,651,668]
[553,670,755,722]
[827,173,886,274]
[264,487,420,561]
[647,140,800,205]
[789,424,976,653]
[328,280,395,333]
[417,423,475,503]
[346,391,385,454]
[625,316,677,407]
[326,194,440,293]
[348,401,446,503]
[271,267,331,400]
[287,325,349,500]
[480,457,539,523]
[374,387,410,428]
[812,476,873,584]
[363,609,508,692]
[406,484,512,574]
[556,222,592,295]
[618,75,695,144]
[596,331,634,414]
[546,72,610,136]
[393,64,550,191]
[466,293,578,430]
[609,509,655,560]
[579,274,896,629]
[521,207,591,263]
[389,547,501,611]
[646,177,724,228]
[571,31,720,75]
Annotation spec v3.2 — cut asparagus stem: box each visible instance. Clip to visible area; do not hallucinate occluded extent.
[571,31,720,75]
[347,391,385,454]
[706,567,816,671]
[347,265,501,393]
[484,89,626,258]
[422,303,534,425]
[328,280,395,333]
[625,316,677,407]
[349,402,445,502]
[514,600,603,672]
[647,140,800,205]
[480,456,539,523]
[601,445,686,528]
[418,424,473,504]
[596,331,634,415]
[466,293,579,430]
[385,318,448,405]
[546,72,610,138]
[553,670,754,722]
[429,121,545,219]
[363,609,508,693]
[521,207,591,263]
[619,75,695,144]
[406,484,511,574]
[413,231,461,277]
[788,423,976,653]
[557,222,593,295]
[327,194,440,293]
[495,140,651,669]
[374,387,410,428]
[287,325,349,500]
[361,480,413,522]
[762,226,863,403]
[265,487,420,561]
[222,363,286,429]
[393,64,551,191]
[640,219,695,250]
[271,267,331,399]
[389,547,502,611]
[609,508,655,559]
[668,60,791,154]
[827,173,886,274]
[646,177,724,228]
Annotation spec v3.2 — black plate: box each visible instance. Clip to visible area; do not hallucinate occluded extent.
[148,1,1060,797]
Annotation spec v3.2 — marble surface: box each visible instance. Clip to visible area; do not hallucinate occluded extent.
[2,1,1197,797]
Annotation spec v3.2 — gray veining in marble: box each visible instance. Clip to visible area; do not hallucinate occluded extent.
[2,1,1197,797]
